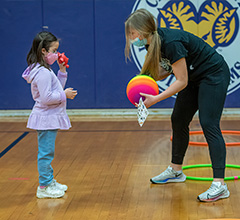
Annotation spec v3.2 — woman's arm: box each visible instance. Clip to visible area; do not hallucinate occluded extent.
[157,58,173,80]
[158,66,171,80]
[141,58,188,108]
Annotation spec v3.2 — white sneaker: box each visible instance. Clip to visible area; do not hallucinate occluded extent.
[49,179,68,192]
[36,185,65,199]
[150,166,186,184]
[197,181,230,202]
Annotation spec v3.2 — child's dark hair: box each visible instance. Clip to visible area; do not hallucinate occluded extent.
[27,31,58,69]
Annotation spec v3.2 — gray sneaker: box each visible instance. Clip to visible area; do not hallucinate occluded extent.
[150,166,186,184]
[36,185,65,199]
[197,181,230,202]
[50,179,68,192]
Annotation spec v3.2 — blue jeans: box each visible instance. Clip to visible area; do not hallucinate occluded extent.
[37,130,58,186]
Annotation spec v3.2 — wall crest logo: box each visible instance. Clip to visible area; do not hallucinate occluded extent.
[131,0,240,96]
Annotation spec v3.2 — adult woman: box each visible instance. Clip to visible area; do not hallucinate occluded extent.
[125,9,230,202]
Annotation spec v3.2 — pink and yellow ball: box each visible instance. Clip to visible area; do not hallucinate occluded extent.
[126,75,159,105]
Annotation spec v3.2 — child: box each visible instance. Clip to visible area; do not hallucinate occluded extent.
[125,9,230,202]
[22,31,77,199]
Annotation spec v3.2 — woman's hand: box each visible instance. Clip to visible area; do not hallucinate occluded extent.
[65,88,77,99]
[136,93,159,108]
[141,58,188,107]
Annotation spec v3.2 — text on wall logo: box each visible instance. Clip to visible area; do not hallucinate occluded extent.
[131,0,240,96]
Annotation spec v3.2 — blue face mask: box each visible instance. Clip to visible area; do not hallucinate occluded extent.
[130,37,147,47]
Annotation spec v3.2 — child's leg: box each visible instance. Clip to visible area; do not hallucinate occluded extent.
[37,130,58,187]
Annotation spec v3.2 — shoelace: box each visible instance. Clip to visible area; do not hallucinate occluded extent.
[48,184,57,190]
[49,180,57,188]
[161,167,175,176]
[205,184,221,194]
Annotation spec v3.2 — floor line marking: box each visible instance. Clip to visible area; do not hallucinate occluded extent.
[0,132,29,158]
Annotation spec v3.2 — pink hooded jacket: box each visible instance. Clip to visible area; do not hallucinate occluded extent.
[22,63,71,130]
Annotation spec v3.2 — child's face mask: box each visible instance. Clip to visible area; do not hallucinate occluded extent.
[130,37,147,47]
[45,52,58,65]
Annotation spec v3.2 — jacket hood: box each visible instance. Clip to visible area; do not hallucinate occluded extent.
[22,63,43,83]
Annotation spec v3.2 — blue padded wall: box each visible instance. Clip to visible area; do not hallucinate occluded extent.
[0,0,42,109]
[0,0,239,109]
[94,0,135,108]
[43,0,95,108]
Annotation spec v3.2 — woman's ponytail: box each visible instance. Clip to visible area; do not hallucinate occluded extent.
[140,30,161,80]
[125,9,163,81]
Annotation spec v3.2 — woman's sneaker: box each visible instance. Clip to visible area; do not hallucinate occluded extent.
[150,166,186,184]
[36,185,65,199]
[197,181,230,202]
[50,179,68,192]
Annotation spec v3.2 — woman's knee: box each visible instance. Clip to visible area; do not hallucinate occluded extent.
[171,112,191,130]
[200,116,220,131]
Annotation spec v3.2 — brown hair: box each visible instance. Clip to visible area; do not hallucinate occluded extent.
[125,9,161,80]
[27,31,58,70]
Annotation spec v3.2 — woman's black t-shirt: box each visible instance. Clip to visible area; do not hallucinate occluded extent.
[147,28,226,82]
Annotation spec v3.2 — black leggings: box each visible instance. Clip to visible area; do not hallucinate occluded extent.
[171,62,230,178]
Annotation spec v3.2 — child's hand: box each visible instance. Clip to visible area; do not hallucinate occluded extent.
[64,88,77,99]
[57,60,66,73]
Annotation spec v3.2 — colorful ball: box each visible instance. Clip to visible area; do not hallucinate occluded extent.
[126,75,159,105]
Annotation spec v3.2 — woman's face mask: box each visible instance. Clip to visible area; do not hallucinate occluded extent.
[130,37,147,47]
[45,52,58,65]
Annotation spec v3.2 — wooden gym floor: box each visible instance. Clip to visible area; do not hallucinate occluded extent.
[0,118,240,220]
